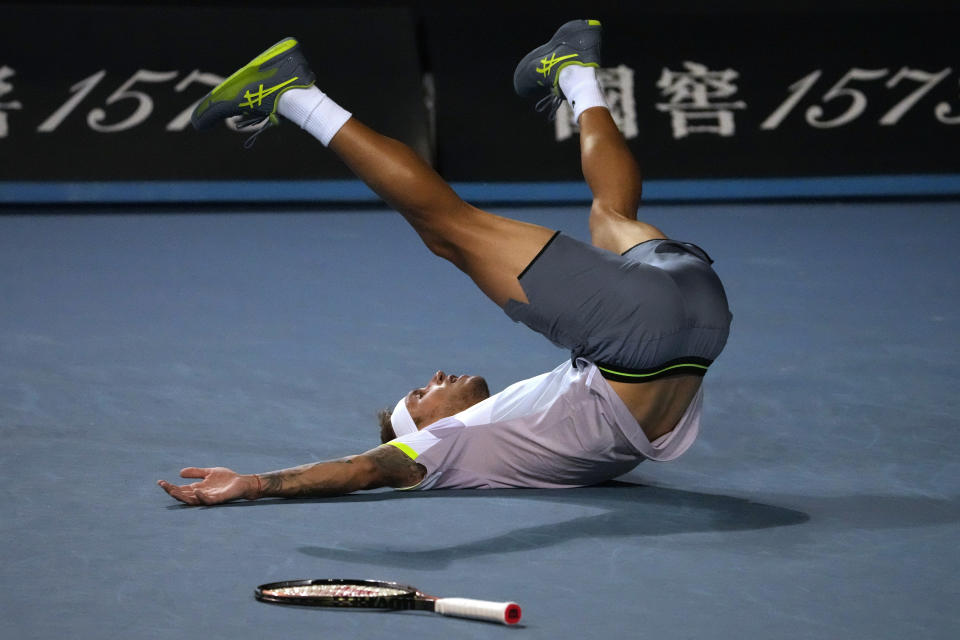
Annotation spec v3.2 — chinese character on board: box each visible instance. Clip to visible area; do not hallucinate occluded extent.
[0,65,23,138]
[555,65,638,142]
[656,61,746,138]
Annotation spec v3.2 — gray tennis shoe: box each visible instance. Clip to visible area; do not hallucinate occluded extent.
[191,37,315,147]
[512,19,602,118]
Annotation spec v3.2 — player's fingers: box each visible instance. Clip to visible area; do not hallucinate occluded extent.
[158,480,199,505]
[180,467,210,479]
[157,479,179,495]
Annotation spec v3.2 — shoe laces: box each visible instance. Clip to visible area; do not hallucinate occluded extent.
[535,93,564,121]
[235,114,276,149]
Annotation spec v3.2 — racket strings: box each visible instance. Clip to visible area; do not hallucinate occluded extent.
[262,584,412,599]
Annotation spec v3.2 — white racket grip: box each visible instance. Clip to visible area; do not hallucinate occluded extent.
[433,597,522,625]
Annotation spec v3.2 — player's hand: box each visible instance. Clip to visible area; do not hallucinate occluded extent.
[157,467,258,505]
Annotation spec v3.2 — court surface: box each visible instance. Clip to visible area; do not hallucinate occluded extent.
[1,200,958,639]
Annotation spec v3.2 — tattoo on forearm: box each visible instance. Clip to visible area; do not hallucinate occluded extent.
[255,448,423,499]
[258,458,356,498]
[259,473,285,496]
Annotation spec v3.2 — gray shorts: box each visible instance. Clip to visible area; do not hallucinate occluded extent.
[504,232,732,382]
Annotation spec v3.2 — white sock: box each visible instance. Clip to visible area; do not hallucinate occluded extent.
[558,65,607,122]
[277,85,352,146]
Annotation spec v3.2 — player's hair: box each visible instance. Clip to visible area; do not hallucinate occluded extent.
[377,408,396,444]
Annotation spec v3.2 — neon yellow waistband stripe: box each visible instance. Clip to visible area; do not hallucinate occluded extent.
[388,441,419,460]
[597,362,709,378]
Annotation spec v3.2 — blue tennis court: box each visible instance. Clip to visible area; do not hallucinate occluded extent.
[1,200,957,639]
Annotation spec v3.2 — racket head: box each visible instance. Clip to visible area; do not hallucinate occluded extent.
[255,579,421,609]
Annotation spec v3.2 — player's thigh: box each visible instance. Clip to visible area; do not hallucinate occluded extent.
[589,205,667,254]
[444,205,557,308]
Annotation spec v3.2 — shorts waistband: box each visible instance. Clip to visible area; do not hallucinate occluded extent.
[595,357,713,383]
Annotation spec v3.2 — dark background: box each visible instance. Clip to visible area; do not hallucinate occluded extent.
[1,1,957,187]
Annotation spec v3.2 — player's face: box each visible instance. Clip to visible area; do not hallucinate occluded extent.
[405,370,490,429]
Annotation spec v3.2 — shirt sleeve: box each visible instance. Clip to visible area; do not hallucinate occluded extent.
[386,416,464,490]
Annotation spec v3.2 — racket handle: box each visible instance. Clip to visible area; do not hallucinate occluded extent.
[433,597,522,625]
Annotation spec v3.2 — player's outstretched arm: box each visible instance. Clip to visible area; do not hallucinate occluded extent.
[157,445,426,506]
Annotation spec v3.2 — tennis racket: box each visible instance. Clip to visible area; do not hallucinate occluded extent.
[255,579,522,625]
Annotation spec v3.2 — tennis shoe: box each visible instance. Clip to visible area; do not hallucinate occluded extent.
[513,19,602,119]
[191,37,315,147]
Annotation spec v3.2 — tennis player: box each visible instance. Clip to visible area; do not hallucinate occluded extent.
[158,20,731,505]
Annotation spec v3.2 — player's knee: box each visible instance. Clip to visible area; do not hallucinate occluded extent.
[418,228,462,264]
[589,201,638,224]
[589,206,666,253]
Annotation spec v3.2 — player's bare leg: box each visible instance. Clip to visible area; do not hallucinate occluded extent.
[191,37,554,310]
[512,19,666,253]
[327,119,555,307]
[578,107,667,254]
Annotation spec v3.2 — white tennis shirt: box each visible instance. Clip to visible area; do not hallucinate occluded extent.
[388,358,703,490]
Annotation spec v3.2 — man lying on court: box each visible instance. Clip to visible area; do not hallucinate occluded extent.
[158,20,732,506]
